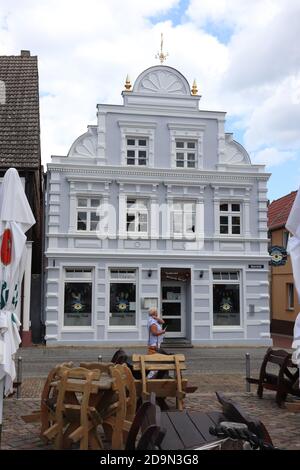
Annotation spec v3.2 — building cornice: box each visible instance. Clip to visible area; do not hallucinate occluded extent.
[46,232,269,243]
[118,120,157,129]
[47,164,270,182]
[97,103,226,121]
[45,249,270,261]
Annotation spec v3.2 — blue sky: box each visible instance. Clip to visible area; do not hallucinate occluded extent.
[0,0,299,202]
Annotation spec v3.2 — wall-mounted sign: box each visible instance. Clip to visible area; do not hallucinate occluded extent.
[248,264,265,269]
[269,246,287,266]
[161,268,191,282]
[143,297,158,310]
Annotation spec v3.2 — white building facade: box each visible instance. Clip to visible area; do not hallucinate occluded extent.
[45,65,271,346]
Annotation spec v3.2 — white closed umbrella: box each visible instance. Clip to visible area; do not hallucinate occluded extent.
[0,168,35,445]
[285,189,300,377]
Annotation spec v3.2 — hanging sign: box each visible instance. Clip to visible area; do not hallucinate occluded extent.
[269,246,287,266]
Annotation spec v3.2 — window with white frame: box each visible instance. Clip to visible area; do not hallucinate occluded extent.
[213,271,241,326]
[126,137,148,166]
[77,197,100,231]
[109,269,137,326]
[219,203,241,235]
[126,198,148,235]
[171,201,196,237]
[175,140,197,168]
[63,268,93,327]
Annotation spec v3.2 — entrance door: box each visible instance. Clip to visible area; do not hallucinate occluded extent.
[161,282,186,338]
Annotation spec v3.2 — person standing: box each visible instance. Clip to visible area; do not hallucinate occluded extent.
[147,307,166,354]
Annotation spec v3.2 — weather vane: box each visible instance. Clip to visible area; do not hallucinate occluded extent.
[155,33,168,64]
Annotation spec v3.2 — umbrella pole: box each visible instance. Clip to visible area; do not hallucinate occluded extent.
[0,376,4,448]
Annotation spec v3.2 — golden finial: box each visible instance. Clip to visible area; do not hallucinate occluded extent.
[155,33,168,64]
[191,79,198,95]
[124,74,132,91]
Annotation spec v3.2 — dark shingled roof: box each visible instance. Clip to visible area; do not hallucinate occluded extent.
[0,51,40,168]
[268,190,298,230]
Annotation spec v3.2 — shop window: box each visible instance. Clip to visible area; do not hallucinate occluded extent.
[213,271,241,326]
[64,268,93,327]
[109,269,137,326]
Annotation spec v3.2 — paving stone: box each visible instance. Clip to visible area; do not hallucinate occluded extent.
[2,380,300,450]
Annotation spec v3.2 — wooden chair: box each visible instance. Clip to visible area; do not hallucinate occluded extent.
[102,364,137,449]
[125,394,165,450]
[215,391,273,445]
[21,361,74,437]
[42,366,103,450]
[246,347,300,407]
[79,362,136,449]
[132,353,187,410]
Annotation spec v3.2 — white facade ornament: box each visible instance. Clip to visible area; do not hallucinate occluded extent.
[133,66,190,96]
[221,134,251,165]
[68,126,97,158]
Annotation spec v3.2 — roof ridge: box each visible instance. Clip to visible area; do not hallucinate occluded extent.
[269,190,298,205]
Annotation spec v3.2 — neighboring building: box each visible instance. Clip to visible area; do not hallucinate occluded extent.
[268,191,299,336]
[45,64,271,346]
[0,50,43,344]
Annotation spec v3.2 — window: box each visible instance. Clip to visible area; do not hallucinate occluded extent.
[77,197,100,231]
[213,271,241,326]
[287,283,294,310]
[126,137,148,166]
[109,269,137,326]
[126,199,148,234]
[64,269,93,327]
[171,201,196,237]
[220,203,241,235]
[283,231,289,249]
[175,140,197,168]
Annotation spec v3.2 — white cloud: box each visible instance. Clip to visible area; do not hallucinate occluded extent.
[244,75,300,152]
[0,0,299,175]
[187,0,281,31]
[251,147,296,167]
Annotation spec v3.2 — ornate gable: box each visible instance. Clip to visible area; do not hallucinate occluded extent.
[221,134,251,165]
[132,65,191,96]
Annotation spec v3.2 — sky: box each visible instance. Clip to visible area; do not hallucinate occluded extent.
[0,0,300,202]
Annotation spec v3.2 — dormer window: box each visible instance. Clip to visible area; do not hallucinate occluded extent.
[126,137,148,166]
[175,140,197,168]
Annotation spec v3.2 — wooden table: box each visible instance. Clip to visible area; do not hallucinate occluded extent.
[159,410,238,450]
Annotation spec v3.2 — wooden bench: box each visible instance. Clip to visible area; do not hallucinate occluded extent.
[132,353,188,410]
[246,347,300,407]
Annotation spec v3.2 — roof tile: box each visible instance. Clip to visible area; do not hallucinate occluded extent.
[268,191,298,230]
[0,53,40,168]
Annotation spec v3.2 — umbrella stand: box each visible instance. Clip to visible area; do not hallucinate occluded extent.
[0,376,4,447]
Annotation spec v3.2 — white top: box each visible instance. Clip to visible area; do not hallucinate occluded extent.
[148,317,163,348]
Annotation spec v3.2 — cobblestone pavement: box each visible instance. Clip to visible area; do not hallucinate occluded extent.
[15,345,274,377]
[2,373,300,450]
[2,342,298,450]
